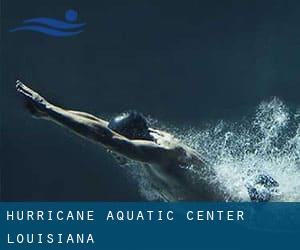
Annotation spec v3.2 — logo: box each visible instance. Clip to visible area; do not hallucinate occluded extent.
[9,9,85,37]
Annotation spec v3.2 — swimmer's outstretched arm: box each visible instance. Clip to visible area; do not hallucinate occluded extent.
[16,81,176,165]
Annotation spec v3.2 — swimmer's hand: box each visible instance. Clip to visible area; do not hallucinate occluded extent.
[16,80,49,118]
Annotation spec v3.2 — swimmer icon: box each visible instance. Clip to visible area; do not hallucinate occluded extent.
[9,9,86,37]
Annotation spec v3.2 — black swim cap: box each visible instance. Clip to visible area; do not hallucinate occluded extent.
[108,111,153,140]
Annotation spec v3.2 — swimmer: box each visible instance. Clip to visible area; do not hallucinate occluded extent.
[16,80,278,201]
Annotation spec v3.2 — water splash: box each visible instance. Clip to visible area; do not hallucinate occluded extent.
[124,98,300,201]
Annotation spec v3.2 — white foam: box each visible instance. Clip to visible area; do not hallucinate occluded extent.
[124,98,300,201]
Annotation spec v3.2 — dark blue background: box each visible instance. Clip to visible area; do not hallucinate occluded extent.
[1,202,299,250]
[2,0,300,200]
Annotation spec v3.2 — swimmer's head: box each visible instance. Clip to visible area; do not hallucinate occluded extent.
[108,111,153,141]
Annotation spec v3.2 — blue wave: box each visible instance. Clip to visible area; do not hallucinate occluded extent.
[9,25,84,37]
[23,17,85,30]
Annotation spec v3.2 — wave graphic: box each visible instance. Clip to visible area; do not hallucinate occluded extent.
[9,9,85,37]
[123,98,300,202]
[10,25,84,37]
[23,18,85,29]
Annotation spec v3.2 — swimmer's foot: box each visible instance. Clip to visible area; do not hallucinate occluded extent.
[16,80,49,118]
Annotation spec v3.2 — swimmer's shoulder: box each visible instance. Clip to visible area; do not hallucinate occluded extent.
[167,143,206,167]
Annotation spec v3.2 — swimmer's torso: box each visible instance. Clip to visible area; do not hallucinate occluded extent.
[145,160,224,201]
[144,129,225,201]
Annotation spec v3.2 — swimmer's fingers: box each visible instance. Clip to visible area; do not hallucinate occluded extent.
[16,80,35,99]
[16,80,49,115]
[16,80,46,104]
[16,80,41,100]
